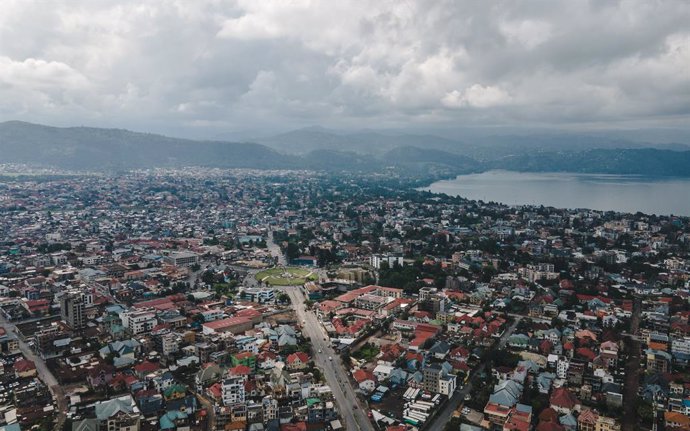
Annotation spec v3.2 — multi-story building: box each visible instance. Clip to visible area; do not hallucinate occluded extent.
[119,310,157,335]
[221,375,246,406]
[261,396,278,422]
[156,332,180,357]
[163,251,199,267]
[60,291,86,329]
[646,349,672,373]
[354,294,389,311]
[370,254,403,269]
[422,363,456,395]
[240,287,275,304]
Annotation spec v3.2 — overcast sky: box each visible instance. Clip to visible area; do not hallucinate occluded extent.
[0,0,689,139]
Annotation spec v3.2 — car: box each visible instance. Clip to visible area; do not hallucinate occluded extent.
[464,394,471,401]
[462,407,471,415]
[328,356,333,361]
[318,349,322,353]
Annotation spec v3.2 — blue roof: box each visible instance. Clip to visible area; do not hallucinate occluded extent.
[160,410,188,430]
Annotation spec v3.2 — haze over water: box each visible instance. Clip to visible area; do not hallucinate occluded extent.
[424,170,690,217]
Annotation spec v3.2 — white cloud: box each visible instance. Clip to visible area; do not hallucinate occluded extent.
[499,19,552,49]
[0,56,89,89]
[442,85,511,108]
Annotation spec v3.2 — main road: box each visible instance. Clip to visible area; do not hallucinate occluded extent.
[264,230,373,430]
[426,316,522,431]
[0,314,67,431]
[281,286,374,431]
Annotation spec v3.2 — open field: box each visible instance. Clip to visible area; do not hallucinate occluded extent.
[255,267,317,286]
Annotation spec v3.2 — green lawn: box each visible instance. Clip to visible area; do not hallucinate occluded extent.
[255,267,317,286]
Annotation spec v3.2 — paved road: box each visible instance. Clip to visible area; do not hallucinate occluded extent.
[622,297,642,431]
[0,314,67,431]
[267,230,287,266]
[194,391,216,430]
[280,286,374,431]
[426,316,522,431]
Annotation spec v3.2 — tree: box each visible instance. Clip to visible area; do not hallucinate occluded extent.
[286,242,300,261]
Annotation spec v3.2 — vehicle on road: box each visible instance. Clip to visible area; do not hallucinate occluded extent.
[328,356,332,361]
[318,349,322,353]
[462,407,471,415]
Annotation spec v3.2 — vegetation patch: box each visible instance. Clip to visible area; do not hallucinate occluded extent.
[255,267,318,286]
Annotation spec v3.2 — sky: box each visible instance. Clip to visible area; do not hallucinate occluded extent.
[0,0,689,139]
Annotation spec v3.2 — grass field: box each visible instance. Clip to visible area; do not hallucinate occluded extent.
[255,267,317,286]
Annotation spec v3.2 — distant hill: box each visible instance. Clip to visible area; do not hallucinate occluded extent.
[258,127,690,161]
[256,127,468,156]
[0,121,298,170]
[490,148,690,177]
[2,121,690,178]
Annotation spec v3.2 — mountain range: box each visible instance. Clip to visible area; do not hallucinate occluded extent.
[1,121,690,178]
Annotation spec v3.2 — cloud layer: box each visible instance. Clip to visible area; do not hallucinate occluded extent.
[0,0,688,136]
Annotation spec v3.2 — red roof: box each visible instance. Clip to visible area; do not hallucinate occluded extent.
[550,387,580,409]
[133,361,159,374]
[229,365,252,376]
[203,316,251,330]
[14,359,36,372]
[281,423,307,431]
[352,369,375,383]
[286,352,310,364]
[576,347,596,361]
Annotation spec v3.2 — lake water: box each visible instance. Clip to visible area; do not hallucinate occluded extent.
[422,170,690,216]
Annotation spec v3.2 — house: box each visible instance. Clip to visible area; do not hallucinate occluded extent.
[550,387,581,414]
[352,369,376,393]
[94,395,141,431]
[14,359,37,378]
[665,411,690,430]
[429,340,451,359]
[286,352,310,370]
[373,364,393,381]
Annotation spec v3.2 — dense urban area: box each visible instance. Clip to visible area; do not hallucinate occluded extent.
[0,166,689,431]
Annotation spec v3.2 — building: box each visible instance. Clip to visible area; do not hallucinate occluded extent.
[60,291,87,329]
[240,287,275,304]
[163,251,199,267]
[156,332,180,357]
[354,294,389,311]
[370,254,403,269]
[94,395,141,431]
[419,287,449,317]
[422,363,456,395]
[119,310,157,335]
[221,375,246,406]
[202,316,254,335]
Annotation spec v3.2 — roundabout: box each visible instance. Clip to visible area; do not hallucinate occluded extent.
[255,266,317,286]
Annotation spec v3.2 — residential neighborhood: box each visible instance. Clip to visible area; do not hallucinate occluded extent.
[0,168,688,431]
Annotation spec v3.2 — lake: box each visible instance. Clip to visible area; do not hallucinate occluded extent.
[422,170,690,216]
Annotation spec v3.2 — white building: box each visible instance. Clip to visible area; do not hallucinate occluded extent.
[439,374,457,396]
[163,251,200,267]
[120,310,157,335]
[557,357,570,379]
[241,287,275,304]
[370,254,404,269]
[222,375,246,405]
